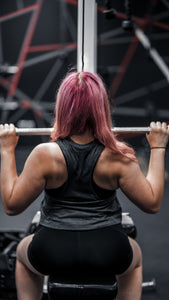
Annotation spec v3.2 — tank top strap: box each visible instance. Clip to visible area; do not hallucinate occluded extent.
[87,140,105,177]
[56,138,75,178]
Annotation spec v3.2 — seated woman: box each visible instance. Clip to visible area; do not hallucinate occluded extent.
[0,71,168,300]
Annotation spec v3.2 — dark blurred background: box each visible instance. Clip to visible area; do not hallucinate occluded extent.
[0,0,169,299]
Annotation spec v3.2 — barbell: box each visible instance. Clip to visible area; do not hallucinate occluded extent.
[15,127,151,136]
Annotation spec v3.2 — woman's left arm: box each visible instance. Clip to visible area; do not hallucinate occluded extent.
[0,124,46,215]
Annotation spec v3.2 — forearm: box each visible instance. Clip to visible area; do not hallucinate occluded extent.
[0,148,18,213]
[146,148,166,211]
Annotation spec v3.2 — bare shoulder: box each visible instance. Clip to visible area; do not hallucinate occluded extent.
[93,147,136,190]
[25,142,66,173]
[24,142,67,183]
[98,147,138,176]
[99,147,133,163]
[30,142,63,160]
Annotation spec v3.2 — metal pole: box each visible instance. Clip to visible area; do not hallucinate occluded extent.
[77,0,97,73]
[135,28,169,82]
[15,127,151,136]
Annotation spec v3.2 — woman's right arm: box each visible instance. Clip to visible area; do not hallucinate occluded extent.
[118,122,169,213]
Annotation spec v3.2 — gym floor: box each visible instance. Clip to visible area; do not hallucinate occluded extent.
[0,145,169,300]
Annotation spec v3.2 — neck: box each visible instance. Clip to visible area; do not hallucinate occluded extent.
[70,131,94,144]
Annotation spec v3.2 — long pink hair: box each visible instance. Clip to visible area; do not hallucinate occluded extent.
[51,71,137,161]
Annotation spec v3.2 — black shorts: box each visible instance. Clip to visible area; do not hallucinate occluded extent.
[28,224,133,280]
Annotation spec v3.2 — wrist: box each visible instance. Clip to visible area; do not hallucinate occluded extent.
[0,147,15,155]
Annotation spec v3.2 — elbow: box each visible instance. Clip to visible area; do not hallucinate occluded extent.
[144,202,161,214]
[5,208,20,216]
[145,207,160,214]
[2,195,24,215]
[6,210,16,216]
[4,204,21,216]
[150,205,160,214]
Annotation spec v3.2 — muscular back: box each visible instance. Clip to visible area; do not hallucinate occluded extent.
[40,142,125,192]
